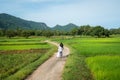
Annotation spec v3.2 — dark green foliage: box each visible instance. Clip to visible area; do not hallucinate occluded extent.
[53,30,62,36]
[35,30,43,36]
[90,26,104,37]
[70,28,78,36]
[0,29,5,36]
[78,25,92,35]
[42,30,54,37]
[110,28,120,34]
[104,29,110,37]
[90,26,111,37]
[21,30,31,38]
[5,30,16,38]
[71,25,111,37]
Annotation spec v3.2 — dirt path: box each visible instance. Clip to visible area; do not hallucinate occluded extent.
[25,41,70,80]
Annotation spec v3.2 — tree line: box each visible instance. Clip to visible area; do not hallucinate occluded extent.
[0,25,120,38]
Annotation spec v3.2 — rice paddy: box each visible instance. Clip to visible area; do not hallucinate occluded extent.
[86,55,120,80]
[0,36,120,80]
[0,37,57,80]
[53,36,120,80]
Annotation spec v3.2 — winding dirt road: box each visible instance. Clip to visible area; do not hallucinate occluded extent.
[25,41,70,80]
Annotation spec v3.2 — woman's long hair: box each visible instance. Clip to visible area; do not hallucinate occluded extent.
[60,42,63,48]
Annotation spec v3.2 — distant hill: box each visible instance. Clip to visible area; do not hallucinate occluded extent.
[52,23,78,31]
[0,13,50,30]
[0,13,78,31]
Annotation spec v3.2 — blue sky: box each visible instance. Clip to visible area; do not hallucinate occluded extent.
[0,0,120,28]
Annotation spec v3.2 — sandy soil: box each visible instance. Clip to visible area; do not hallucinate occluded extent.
[25,41,70,80]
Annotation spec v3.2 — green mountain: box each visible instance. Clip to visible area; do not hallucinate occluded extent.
[0,13,79,31]
[0,13,50,30]
[52,23,78,31]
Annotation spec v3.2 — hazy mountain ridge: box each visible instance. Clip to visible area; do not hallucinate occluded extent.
[0,13,78,31]
[52,23,78,31]
[0,13,50,30]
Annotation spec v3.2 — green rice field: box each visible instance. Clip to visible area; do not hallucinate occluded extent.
[0,36,120,80]
[53,36,120,80]
[0,37,49,50]
[0,37,57,80]
[86,55,120,80]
